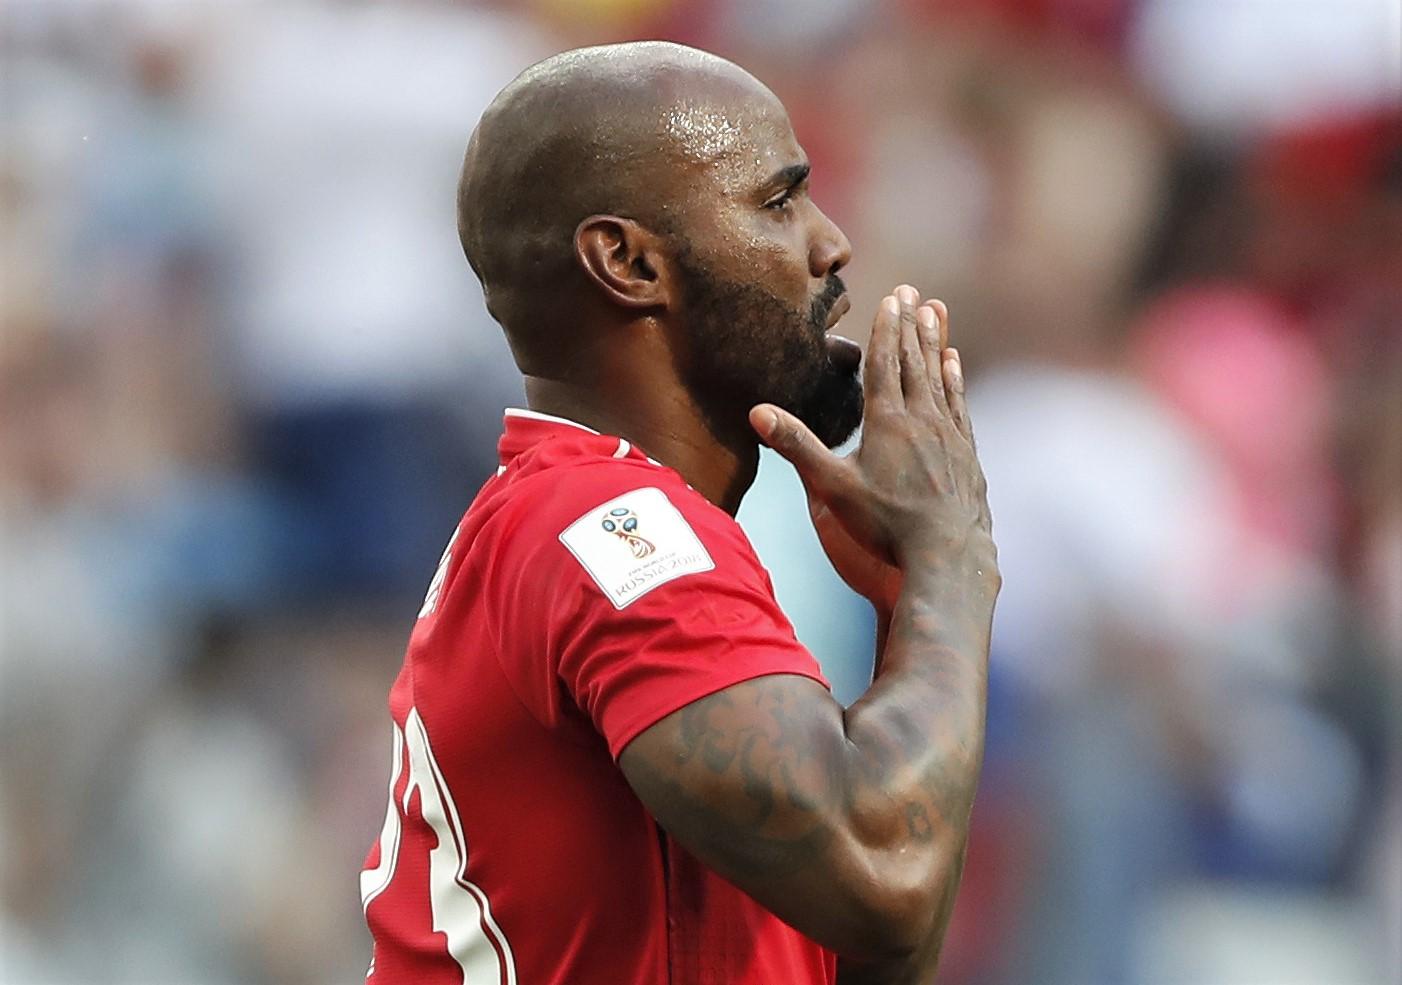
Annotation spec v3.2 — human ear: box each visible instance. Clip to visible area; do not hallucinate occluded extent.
[573,215,673,311]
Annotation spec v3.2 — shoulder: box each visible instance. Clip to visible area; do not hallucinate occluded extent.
[495,456,737,546]
[486,458,760,609]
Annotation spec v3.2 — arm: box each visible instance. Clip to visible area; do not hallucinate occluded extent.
[619,287,998,977]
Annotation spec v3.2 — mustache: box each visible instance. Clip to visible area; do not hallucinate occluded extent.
[811,273,847,324]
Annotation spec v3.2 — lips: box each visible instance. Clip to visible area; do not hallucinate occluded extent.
[822,294,860,371]
[825,293,852,330]
[824,332,863,373]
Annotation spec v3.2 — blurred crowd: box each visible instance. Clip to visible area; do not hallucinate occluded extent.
[1,1,1398,983]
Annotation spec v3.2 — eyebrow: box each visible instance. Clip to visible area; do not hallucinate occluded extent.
[762,162,811,196]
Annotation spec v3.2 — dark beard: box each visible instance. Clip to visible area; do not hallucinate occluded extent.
[672,253,863,450]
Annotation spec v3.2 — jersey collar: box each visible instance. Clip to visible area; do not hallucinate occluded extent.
[503,407,599,434]
[498,407,656,469]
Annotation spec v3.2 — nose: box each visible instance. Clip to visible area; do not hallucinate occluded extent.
[809,205,852,278]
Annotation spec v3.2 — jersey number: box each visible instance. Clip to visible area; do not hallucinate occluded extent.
[361,708,517,983]
[419,526,460,618]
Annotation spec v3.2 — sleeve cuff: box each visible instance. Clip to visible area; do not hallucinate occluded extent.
[605,654,832,761]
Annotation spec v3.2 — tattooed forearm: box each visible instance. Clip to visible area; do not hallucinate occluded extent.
[904,803,934,841]
[624,676,844,880]
[829,558,995,981]
[619,549,996,971]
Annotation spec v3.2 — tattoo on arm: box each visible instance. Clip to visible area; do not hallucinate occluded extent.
[624,676,844,881]
[904,803,934,842]
[621,549,993,976]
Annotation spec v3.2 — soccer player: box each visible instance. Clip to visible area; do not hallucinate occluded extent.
[360,41,999,985]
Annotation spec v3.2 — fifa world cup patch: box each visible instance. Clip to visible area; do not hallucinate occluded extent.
[559,487,715,609]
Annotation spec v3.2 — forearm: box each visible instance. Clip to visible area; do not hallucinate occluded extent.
[839,556,995,969]
[849,560,993,814]
[833,868,963,985]
[836,930,947,985]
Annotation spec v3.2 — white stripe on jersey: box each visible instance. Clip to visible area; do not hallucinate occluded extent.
[360,723,405,910]
[503,406,599,434]
[405,708,518,984]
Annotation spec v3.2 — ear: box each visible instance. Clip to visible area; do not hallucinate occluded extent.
[573,215,674,311]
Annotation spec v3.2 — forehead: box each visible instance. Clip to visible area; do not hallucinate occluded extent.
[656,83,802,194]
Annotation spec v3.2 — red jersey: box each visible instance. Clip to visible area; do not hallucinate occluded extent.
[361,408,838,985]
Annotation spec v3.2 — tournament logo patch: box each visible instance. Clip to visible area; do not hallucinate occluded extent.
[601,506,655,559]
[560,487,715,608]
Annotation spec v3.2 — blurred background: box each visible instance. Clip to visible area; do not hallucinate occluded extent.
[2,1,1399,982]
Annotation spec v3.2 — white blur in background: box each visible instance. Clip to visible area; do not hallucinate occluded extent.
[1,1,1398,983]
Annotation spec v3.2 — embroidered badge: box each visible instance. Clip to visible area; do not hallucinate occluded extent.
[560,487,715,608]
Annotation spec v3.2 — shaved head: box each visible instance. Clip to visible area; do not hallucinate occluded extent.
[457,41,860,451]
[458,42,776,339]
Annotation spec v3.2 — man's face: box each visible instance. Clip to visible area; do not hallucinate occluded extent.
[660,91,862,449]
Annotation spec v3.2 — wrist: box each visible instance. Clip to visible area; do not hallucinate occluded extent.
[894,532,998,586]
[893,559,999,640]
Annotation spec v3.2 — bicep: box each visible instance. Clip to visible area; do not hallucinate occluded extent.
[619,673,889,955]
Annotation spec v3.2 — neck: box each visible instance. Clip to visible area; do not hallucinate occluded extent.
[522,374,759,515]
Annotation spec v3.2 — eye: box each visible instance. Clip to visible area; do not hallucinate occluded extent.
[765,188,795,211]
[623,518,637,531]
[602,520,616,531]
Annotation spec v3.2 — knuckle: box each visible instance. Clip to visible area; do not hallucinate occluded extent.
[780,427,810,455]
[866,398,898,422]
[912,403,942,429]
[769,417,800,447]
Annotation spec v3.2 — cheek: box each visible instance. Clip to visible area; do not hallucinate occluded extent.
[712,208,809,286]
[745,234,813,308]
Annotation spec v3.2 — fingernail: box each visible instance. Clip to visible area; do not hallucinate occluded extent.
[896,285,918,305]
[946,349,963,382]
[754,407,778,437]
[917,306,936,329]
[882,296,899,315]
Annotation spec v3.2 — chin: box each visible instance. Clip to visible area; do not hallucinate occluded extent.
[796,365,864,450]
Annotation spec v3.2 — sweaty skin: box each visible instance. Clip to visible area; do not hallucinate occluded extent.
[458,43,999,984]
[458,42,855,511]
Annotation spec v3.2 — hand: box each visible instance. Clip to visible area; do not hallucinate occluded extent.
[806,492,904,619]
[751,285,995,605]
[798,292,949,615]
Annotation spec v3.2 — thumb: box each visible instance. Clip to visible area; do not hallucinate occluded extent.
[750,404,844,494]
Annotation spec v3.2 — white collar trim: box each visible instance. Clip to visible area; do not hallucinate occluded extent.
[504,407,664,468]
[504,406,600,435]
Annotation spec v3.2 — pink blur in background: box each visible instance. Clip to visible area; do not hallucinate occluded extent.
[1,1,1399,983]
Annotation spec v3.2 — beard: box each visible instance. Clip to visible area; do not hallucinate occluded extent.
[672,253,863,450]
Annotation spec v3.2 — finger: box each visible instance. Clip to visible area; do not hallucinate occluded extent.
[916,303,951,416]
[863,295,901,410]
[929,298,949,352]
[895,285,935,413]
[942,348,975,447]
[750,403,849,498]
[941,350,992,529]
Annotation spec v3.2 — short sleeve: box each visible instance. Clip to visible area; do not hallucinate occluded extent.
[492,468,829,759]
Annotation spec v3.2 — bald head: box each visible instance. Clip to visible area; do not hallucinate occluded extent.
[456,42,859,455]
[456,42,782,348]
